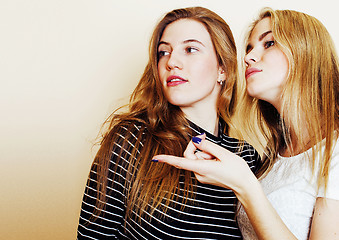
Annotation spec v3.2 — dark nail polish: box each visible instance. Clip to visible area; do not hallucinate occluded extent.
[192,136,202,144]
[151,159,158,162]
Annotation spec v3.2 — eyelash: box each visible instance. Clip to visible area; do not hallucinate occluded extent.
[158,51,169,58]
[264,41,275,49]
[158,47,198,59]
[185,47,198,53]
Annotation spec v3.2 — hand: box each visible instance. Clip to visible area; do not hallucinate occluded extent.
[153,135,255,193]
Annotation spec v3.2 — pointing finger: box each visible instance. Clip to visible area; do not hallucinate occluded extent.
[153,154,208,173]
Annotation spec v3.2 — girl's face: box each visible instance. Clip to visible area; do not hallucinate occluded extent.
[244,17,289,110]
[157,19,225,114]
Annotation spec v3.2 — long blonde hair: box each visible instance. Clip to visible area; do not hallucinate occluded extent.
[89,7,238,222]
[237,8,339,190]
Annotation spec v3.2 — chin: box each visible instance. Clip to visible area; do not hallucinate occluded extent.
[246,87,257,98]
[166,96,188,106]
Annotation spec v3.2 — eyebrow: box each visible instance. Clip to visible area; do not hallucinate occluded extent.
[259,30,272,41]
[158,39,205,48]
[183,39,205,47]
[246,30,273,53]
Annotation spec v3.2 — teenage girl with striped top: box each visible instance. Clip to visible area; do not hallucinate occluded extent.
[77,6,261,240]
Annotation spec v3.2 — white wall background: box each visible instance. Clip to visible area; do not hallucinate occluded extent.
[0,0,337,239]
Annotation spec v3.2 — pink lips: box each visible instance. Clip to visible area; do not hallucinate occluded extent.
[166,75,188,86]
[245,68,262,79]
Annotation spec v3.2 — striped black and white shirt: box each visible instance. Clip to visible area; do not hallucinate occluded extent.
[77,120,261,239]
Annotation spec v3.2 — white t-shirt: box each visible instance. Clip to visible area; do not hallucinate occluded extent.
[237,138,339,240]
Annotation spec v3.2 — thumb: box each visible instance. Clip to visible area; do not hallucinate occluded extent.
[183,133,206,159]
[191,136,230,161]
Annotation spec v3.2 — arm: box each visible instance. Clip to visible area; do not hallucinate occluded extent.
[154,136,298,240]
[309,144,339,239]
[155,136,339,239]
[77,123,144,239]
[77,161,126,239]
[308,198,339,239]
[236,174,297,240]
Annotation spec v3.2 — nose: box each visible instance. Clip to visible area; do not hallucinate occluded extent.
[166,51,182,70]
[244,49,258,66]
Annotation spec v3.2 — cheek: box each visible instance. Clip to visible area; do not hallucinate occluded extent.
[275,57,289,86]
[157,64,166,82]
[194,60,219,82]
[265,52,288,84]
[275,51,289,74]
[281,57,289,79]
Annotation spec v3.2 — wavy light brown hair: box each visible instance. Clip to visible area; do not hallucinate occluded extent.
[90,6,238,222]
[236,8,339,191]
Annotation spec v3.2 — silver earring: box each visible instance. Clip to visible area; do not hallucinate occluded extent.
[217,79,224,85]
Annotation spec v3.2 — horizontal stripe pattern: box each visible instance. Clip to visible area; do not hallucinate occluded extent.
[77,120,260,239]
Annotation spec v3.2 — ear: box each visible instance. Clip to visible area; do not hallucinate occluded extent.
[219,66,226,76]
[217,67,226,84]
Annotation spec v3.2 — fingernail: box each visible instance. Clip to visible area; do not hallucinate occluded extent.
[151,159,158,162]
[192,136,202,144]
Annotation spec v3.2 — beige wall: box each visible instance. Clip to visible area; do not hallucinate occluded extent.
[1,0,337,239]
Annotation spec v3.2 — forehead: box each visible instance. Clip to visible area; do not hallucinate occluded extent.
[249,17,272,40]
[160,19,212,44]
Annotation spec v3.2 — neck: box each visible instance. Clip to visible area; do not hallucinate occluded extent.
[280,122,314,157]
[182,107,219,136]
